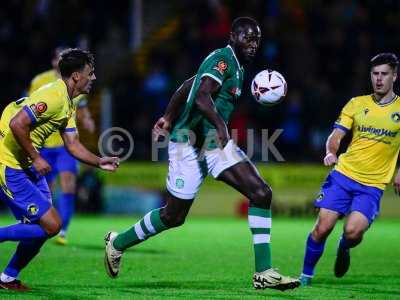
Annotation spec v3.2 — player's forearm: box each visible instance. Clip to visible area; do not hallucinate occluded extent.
[326,133,341,155]
[195,93,227,132]
[164,76,195,123]
[9,118,40,160]
[65,139,100,167]
[77,106,90,121]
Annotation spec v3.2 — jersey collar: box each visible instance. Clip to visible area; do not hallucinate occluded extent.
[57,79,73,109]
[371,93,399,107]
[227,45,242,69]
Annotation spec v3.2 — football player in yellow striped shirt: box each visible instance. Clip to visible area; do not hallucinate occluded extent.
[300,53,400,286]
[0,49,119,290]
[29,47,95,246]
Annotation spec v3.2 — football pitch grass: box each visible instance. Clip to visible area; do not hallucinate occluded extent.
[0,216,399,299]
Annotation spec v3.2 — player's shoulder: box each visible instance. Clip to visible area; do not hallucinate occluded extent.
[30,79,67,106]
[204,46,236,62]
[346,94,372,106]
[31,69,57,86]
[202,46,238,76]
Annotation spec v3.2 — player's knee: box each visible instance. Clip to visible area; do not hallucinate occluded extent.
[249,185,272,208]
[162,214,186,228]
[344,224,364,242]
[60,174,76,193]
[312,223,333,241]
[43,220,62,237]
[160,210,187,228]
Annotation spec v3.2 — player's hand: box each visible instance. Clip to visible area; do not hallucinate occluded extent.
[393,171,400,196]
[82,117,96,133]
[33,155,52,176]
[216,126,230,148]
[323,152,337,166]
[99,157,120,172]
[153,116,171,142]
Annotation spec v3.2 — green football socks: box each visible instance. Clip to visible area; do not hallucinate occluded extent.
[113,208,168,251]
[248,207,272,272]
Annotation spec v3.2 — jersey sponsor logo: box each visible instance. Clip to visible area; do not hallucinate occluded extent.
[357,125,397,137]
[27,203,39,216]
[213,60,228,75]
[230,87,242,97]
[391,112,400,123]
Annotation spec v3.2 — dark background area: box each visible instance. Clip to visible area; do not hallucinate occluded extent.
[1,0,399,161]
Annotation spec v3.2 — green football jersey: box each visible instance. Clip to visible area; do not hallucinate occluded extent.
[171,45,244,149]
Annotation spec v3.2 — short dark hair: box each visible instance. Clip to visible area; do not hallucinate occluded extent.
[58,48,94,78]
[231,17,259,33]
[370,53,399,70]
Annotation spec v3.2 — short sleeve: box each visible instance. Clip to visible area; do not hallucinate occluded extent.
[198,52,232,85]
[60,112,77,133]
[23,94,61,125]
[73,95,88,109]
[334,98,356,132]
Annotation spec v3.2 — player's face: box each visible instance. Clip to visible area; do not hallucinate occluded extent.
[370,64,397,96]
[76,64,96,94]
[233,25,261,63]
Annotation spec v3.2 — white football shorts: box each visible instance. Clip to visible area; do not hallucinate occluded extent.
[166,139,247,200]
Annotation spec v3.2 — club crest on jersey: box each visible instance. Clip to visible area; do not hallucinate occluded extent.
[27,203,39,216]
[36,102,47,114]
[316,192,324,202]
[391,112,400,123]
[364,108,369,115]
[176,178,185,189]
[213,60,227,75]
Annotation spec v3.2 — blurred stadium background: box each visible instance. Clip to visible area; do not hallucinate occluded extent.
[1,0,400,219]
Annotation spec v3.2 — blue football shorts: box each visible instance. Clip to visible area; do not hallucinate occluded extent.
[40,146,78,184]
[0,164,52,223]
[314,170,383,224]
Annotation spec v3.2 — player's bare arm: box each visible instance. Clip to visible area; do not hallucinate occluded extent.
[61,130,119,171]
[164,76,195,124]
[393,168,400,196]
[324,128,346,166]
[77,106,95,133]
[195,76,229,147]
[153,76,195,140]
[9,109,51,175]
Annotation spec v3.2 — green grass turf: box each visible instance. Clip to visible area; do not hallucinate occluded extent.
[103,162,400,218]
[0,216,399,299]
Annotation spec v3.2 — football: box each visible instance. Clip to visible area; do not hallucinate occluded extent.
[251,69,287,106]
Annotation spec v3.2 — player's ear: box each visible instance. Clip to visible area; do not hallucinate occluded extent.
[229,31,236,44]
[71,71,80,82]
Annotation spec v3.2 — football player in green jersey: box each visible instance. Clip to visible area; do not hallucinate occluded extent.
[105,17,300,291]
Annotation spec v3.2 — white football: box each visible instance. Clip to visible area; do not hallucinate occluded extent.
[251,70,287,106]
